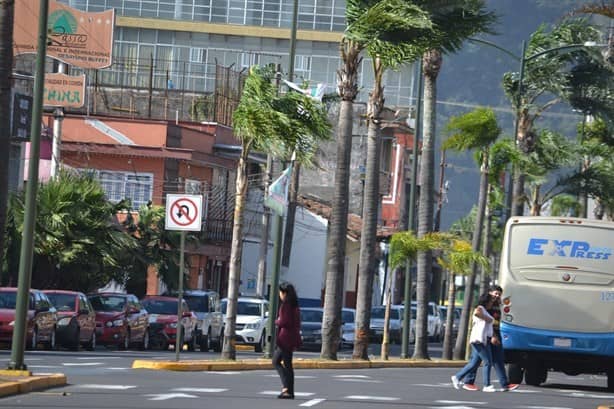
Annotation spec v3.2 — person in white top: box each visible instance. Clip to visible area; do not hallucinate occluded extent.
[451,293,496,392]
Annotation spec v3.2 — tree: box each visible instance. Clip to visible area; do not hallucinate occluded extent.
[441,107,502,360]
[3,171,135,292]
[437,238,488,360]
[0,0,15,275]
[412,0,496,360]
[225,65,331,360]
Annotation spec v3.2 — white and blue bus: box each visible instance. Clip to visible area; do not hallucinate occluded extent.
[498,217,614,391]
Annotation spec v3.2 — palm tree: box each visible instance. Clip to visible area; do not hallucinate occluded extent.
[441,107,501,360]
[0,0,15,274]
[437,238,488,360]
[412,0,496,360]
[225,65,331,360]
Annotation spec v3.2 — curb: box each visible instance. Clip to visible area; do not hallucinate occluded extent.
[132,358,466,372]
[0,373,67,398]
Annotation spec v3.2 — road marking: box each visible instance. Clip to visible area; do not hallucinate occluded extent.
[336,379,382,383]
[208,371,242,375]
[300,398,326,407]
[524,406,574,409]
[63,362,103,366]
[260,391,315,397]
[436,401,486,405]
[345,395,400,401]
[145,393,198,401]
[106,367,130,370]
[570,392,614,399]
[78,384,136,390]
[173,387,228,393]
[334,375,371,379]
[76,357,121,360]
[431,406,477,409]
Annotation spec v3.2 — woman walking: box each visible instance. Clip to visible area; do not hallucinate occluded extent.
[451,293,495,392]
[273,282,301,399]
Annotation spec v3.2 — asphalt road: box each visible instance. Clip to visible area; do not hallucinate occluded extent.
[0,346,611,409]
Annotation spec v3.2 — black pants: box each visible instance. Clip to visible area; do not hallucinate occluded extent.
[272,346,294,394]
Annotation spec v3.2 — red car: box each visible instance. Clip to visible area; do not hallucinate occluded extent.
[0,287,57,350]
[88,293,149,350]
[43,290,96,351]
[141,295,197,351]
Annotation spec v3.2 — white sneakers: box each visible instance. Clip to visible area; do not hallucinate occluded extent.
[451,375,461,390]
[482,385,497,392]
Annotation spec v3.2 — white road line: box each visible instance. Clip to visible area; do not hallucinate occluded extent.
[106,367,130,370]
[336,379,382,383]
[76,357,121,360]
[300,398,326,407]
[430,406,477,409]
[436,401,486,405]
[77,384,137,390]
[208,371,242,375]
[62,362,103,366]
[145,393,197,401]
[345,395,400,401]
[570,392,614,399]
[524,406,574,409]
[260,391,315,397]
[173,387,228,393]
[334,375,371,379]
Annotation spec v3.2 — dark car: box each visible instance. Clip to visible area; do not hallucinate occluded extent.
[0,287,57,350]
[141,295,197,351]
[88,292,149,350]
[43,290,96,351]
[299,307,325,350]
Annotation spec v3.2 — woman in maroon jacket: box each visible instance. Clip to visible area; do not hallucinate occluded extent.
[273,282,301,399]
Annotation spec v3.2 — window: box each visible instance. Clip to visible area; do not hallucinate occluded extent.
[85,169,153,210]
[190,48,206,63]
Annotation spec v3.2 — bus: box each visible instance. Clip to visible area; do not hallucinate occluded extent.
[498,217,614,391]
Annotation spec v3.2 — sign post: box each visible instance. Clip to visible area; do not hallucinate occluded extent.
[165,194,203,361]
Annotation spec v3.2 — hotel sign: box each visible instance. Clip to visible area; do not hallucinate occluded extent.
[13,0,115,69]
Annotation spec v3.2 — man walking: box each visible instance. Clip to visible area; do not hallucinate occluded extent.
[461,285,519,392]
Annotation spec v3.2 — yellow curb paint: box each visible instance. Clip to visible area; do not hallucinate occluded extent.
[0,369,32,377]
[0,382,20,396]
[0,374,67,398]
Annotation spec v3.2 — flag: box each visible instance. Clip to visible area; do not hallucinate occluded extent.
[264,166,292,216]
[283,80,327,102]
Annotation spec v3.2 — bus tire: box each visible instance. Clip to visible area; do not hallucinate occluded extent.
[525,364,547,386]
[607,370,614,392]
[507,363,524,384]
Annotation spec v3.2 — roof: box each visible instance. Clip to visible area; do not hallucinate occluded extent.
[62,142,193,160]
[297,195,396,241]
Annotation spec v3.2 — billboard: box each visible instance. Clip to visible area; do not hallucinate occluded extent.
[13,0,115,69]
[44,73,86,108]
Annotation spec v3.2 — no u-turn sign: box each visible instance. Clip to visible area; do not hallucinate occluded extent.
[165,194,203,231]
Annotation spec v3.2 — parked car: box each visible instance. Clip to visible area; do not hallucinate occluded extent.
[0,287,57,350]
[370,305,415,344]
[299,307,324,350]
[411,301,444,341]
[341,308,356,347]
[43,290,96,351]
[172,290,224,352]
[88,292,149,350]
[221,297,268,352]
[439,305,460,339]
[141,295,198,351]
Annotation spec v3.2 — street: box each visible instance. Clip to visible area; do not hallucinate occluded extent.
[0,346,612,409]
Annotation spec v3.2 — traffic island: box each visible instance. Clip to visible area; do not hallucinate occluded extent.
[0,371,67,397]
[131,358,466,372]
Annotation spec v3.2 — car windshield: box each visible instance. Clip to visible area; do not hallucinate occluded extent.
[301,309,323,323]
[89,295,126,312]
[342,310,354,324]
[142,299,177,315]
[46,293,76,312]
[371,307,401,320]
[0,291,17,309]
[184,295,208,312]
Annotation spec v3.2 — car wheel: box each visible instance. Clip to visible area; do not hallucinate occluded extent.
[187,329,197,352]
[140,329,150,350]
[28,326,38,350]
[214,327,224,352]
[255,330,265,353]
[607,369,614,392]
[120,329,130,350]
[85,331,96,351]
[70,328,81,351]
[200,329,210,352]
[45,328,56,350]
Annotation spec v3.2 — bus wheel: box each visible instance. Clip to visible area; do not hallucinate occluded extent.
[507,363,524,384]
[525,364,547,386]
[607,370,614,392]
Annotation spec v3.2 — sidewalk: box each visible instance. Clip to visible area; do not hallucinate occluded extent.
[0,370,67,398]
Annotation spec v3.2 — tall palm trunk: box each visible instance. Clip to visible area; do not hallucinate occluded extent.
[441,271,455,360]
[530,184,541,216]
[321,39,360,360]
[353,56,384,360]
[453,154,489,360]
[512,110,532,216]
[222,148,249,360]
[479,187,492,295]
[413,50,441,360]
[0,0,15,273]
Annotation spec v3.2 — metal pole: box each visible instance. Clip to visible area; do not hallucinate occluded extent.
[288,0,299,81]
[401,60,422,359]
[257,156,273,297]
[264,212,283,359]
[175,230,186,361]
[8,0,49,371]
[50,63,66,179]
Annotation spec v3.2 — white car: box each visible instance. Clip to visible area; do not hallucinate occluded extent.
[341,308,356,347]
[221,297,269,352]
[411,301,444,341]
[370,305,415,344]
